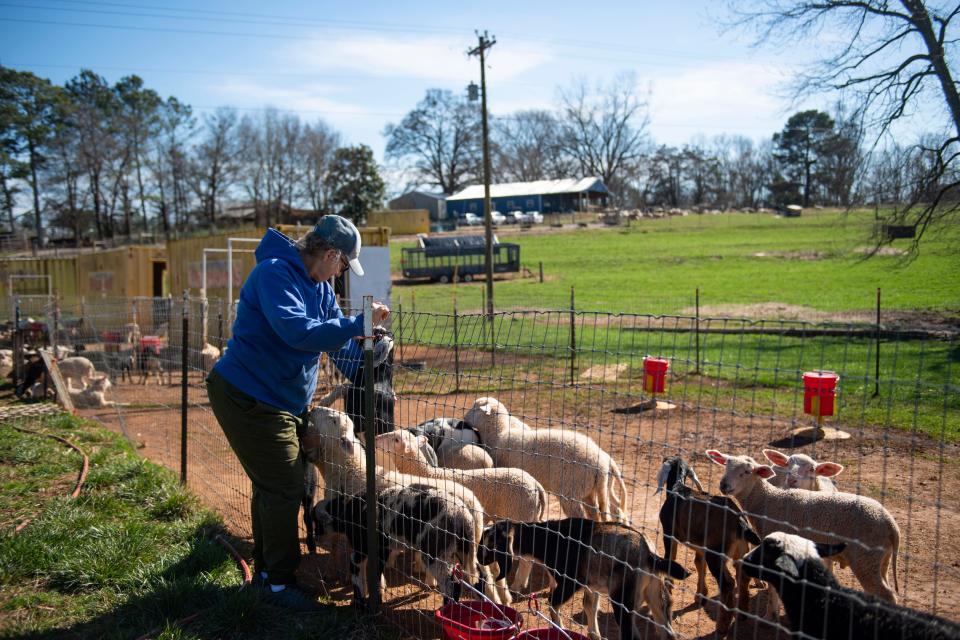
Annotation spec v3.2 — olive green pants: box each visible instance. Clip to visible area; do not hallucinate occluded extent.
[206,370,306,586]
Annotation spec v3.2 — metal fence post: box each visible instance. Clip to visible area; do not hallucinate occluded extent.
[874,287,881,397]
[361,295,380,612]
[569,286,576,386]
[51,289,60,355]
[13,297,21,388]
[695,287,700,375]
[453,299,461,392]
[180,290,189,486]
[396,303,403,364]
[217,309,224,352]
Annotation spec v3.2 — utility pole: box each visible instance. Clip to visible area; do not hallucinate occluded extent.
[468,31,496,335]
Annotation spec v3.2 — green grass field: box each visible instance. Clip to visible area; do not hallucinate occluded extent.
[0,412,381,640]
[386,209,959,442]
[391,208,960,315]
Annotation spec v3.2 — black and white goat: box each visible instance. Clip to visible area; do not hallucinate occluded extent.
[655,456,761,632]
[312,484,487,608]
[742,532,960,640]
[478,518,689,640]
[317,326,395,436]
[406,417,487,469]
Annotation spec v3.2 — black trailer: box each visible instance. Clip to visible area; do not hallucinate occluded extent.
[401,235,520,283]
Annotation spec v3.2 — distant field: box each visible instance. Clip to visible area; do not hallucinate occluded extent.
[387,209,959,441]
[390,208,960,316]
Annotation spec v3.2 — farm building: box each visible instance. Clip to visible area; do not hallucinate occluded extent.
[388,190,449,227]
[445,177,610,217]
[367,209,430,235]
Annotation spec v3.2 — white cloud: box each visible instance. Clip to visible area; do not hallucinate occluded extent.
[278,34,552,83]
[648,61,798,144]
[209,79,386,120]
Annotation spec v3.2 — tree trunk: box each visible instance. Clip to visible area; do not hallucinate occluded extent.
[903,0,960,137]
[27,139,43,249]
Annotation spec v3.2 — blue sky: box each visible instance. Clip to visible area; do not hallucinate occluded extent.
[1,1,839,168]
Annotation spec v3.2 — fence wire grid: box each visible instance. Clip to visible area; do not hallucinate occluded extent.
[4,294,958,640]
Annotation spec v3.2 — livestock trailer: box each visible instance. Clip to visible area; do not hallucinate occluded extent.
[401,235,520,283]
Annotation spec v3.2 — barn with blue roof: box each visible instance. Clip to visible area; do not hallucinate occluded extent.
[445,177,610,217]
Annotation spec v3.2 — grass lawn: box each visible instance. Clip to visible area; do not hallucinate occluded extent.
[386,208,959,442]
[0,411,383,640]
[390,208,960,315]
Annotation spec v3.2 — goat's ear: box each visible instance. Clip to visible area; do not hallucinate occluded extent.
[815,462,844,478]
[705,450,727,466]
[416,435,428,449]
[773,553,800,579]
[755,465,777,480]
[815,542,846,558]
[762,449,790,468]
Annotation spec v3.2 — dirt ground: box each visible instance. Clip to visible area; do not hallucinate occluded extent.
[77,362,960,640]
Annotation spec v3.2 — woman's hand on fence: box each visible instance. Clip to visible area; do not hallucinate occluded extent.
[372,302,390,325]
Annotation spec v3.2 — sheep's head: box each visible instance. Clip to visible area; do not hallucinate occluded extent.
[762,449,844,490]
[374,430,430,472]
[741,531,845,586]
[89,373,111,392]
[304,407,357,463]
[706,450,775,496]
[463,397,511,439]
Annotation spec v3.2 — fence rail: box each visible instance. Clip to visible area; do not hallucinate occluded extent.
[3,294,958,640]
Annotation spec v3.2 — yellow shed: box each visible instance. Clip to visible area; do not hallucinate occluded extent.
[0,257,79,298]
[366,210,429,235]
[74,245,167,299]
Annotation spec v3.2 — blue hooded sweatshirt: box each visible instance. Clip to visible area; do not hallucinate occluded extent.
[213,228,364,415]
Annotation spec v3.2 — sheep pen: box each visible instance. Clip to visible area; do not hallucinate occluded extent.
[39,300,958,640]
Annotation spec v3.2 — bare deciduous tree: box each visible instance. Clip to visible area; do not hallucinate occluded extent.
[731,0,960,248]
[492,110,570,182]
[557,72,651,198]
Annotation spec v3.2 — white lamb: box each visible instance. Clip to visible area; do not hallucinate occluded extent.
[301,406,507,604]
[200,342,221,372]
[0,350,13,378]
[464,397,628,522]
[763,448,843,492]
[69,375,114,408]
[706,450,900,605]
[57,356,97,391]
[438,441,495,470]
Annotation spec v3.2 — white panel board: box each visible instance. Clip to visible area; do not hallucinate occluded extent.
[346,246,391,311]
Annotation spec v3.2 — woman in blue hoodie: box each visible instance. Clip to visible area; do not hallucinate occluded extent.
[206,215,388,612]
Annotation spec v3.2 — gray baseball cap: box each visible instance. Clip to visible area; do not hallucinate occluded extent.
[314,215,364,276]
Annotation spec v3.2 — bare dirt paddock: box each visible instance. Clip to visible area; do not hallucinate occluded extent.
[82,372,960,640]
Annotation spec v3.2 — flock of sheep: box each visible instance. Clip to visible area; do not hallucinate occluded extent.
[302,396,959,640]
[4,321,223,408]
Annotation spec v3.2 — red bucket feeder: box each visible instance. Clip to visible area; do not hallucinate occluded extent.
[435,600,522,640]
[643,357,669,394]
[140,335,162,355]
[803,371,839,418]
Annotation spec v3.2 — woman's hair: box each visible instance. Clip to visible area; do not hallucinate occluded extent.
[296,229,336,259]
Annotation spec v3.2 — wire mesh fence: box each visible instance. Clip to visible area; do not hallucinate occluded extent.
[3,294,958,640]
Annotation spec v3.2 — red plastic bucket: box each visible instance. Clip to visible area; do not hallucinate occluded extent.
[803,370,839,417]
[515,629,590,640]
[435,600,522,640]
[643,356,669,394]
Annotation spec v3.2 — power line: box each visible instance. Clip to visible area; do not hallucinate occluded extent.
[0,2,754,67]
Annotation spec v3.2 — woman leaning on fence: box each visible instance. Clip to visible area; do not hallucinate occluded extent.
[206,215,389,612]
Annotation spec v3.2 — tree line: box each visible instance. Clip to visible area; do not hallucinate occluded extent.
[0,67,384,247]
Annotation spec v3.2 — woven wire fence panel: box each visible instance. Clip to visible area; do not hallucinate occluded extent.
[34,297,960,640]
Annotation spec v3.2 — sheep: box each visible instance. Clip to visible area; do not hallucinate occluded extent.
[138,347,165,385]
[69,374,114,408]
[301,406,504,604]
[706,450,900,605]
[654,456,761,632]
[407,417,494,471]
[376,429,548,592]
[763,449,842,492]
[464,397,628,522]
[742,532,960,640]
[200,342,221,372]
[0,350,13,378]
[478,518,689,640]
[57,356,97,391]
[14,354,45,397]
[313,484,486,608]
